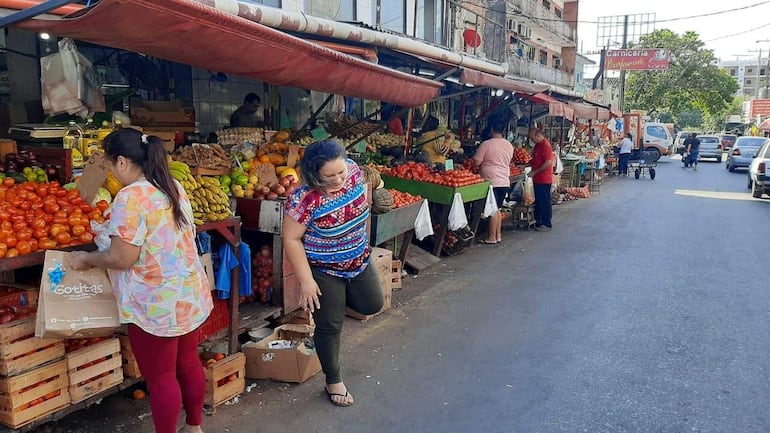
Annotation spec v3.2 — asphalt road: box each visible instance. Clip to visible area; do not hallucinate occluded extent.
[38,154,770,433]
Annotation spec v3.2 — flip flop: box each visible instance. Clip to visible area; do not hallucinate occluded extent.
[478,239,498,245]
[325,388,354,407]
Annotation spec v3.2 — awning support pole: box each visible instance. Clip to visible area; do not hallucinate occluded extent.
[0,0,75,29]
[291,93,334,141]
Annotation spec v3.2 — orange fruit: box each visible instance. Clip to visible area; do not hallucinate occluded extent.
[132,389,146,400]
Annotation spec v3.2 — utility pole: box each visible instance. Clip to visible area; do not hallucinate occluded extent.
[759,40,770,98]
[618,15,629,113]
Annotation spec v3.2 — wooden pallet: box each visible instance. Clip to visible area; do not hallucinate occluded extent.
[0,318,64,378]
[117,336,141,379]
[203,352,245,414]
[0,360,69,429]
[65,339,123,404]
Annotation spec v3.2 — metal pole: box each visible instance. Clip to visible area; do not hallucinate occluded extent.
[0,0,75,28]
[765,44,769,98]
[291,93,334,141]
[376,0,382,28]
[758,48,762,98]
[618,15,629,114]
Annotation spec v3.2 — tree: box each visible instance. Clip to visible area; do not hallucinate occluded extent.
[624,30,738,119]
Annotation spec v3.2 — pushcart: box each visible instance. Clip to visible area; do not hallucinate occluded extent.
[629,150,658,180]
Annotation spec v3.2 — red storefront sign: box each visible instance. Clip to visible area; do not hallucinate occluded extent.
[605,49,670,71]
[750,99,770,117]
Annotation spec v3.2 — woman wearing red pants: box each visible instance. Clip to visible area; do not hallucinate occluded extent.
[71,128,213,433]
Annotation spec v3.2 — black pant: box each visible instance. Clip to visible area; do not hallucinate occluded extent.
[618,153,631,175]
[311,263,383,384]
[533,183,552,228]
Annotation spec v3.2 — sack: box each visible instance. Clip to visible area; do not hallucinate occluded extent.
[448,192,468,231]
[522,177,535,206]
[482,185,499,218]
[414,199,434,241]
[35,250,120,339]
[40,38,105,117]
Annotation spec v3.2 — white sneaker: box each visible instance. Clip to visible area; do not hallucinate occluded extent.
[693,167,698,171]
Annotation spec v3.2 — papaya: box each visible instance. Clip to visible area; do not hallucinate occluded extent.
[267,153,286,166]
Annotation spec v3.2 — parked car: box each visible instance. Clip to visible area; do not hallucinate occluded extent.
[720,134,737,151]
[747,138,770,198]
[695,135,722,162]
[726,136,768,172]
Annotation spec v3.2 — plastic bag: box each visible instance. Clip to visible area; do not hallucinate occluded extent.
[40,38,105,117]
[448,192,468,231]
[554,152,564,175]
[90,220,111,252]
[482,184,499,218]
[522,177,535,206]
[215,243,253,299]
[414,199,434,241]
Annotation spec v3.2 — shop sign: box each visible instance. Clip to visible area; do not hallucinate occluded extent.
[750,99,770,117]
[605,49,670,71]
[0,71,8,94]
[311,126,330,141]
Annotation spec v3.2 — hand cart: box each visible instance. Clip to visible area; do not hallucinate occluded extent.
[629,150,658,180]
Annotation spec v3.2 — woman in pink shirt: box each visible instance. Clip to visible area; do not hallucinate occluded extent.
[473,120,514,244]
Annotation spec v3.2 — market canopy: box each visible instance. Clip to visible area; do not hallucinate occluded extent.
[566,101,611,120]
[525,93,575,120]
[459,69,550,95]
[15,0,443,108]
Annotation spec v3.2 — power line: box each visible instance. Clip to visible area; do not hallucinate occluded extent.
[705,22,770,42]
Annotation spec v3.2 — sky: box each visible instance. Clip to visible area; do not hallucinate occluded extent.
[576,0,770,63]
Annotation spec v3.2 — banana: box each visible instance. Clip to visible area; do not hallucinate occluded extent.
[193,218,204,226]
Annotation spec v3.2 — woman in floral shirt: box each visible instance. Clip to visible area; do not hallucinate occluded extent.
[284,140,383,407]
[72,128,212,433]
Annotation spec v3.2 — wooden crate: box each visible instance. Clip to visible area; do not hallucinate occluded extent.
[65,339,123,404]
[391,259,402,290]
[0,317,64,377]
[346,247,393,321]
[0,359,70,429]
[117,335,141,379]
[203,352,245,412]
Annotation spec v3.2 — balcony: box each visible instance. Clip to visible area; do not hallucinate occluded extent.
[508,55,575,88]
[507,0,575,44]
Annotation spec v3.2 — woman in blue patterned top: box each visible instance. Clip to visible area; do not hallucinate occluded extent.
[283,140,383,407]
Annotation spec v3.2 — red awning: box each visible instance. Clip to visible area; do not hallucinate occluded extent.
[16,0,442,108]
[460,69,550,94]
[525,93,574,120]
[566,101,613,120]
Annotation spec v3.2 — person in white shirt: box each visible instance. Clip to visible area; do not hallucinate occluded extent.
[618,133,634,176]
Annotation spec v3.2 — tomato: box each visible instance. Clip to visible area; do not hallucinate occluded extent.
[0,221,10,232]
[96,200,110,213]
[4,236,16,248]
[54,232,71,245]
[42,214,53,224]
[5,248,18,258]
[36,185,48,198]
[31,219,46,230]
[65,189,80,200]
[68,215,83,227]
[59,204,74,214]
[79,204,93,213]
[15,241,30,255]
[33,228,47,240]
[28,239,38,252]
[2,178,14,187]
[38,238,56,250]
[78,232,94,243]
[43,202,60,214]
[71,225,86,237]
[16,230,32,242]
[54,189,67,198]
[52,217,68,226]
[0,245,6,259]
[49,224,67,237]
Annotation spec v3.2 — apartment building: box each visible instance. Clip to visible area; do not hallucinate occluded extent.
[721,58,770,98]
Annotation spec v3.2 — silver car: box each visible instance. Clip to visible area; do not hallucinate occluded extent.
[726,136,768,172]
[695,135,722,162]
[748,138,770,198]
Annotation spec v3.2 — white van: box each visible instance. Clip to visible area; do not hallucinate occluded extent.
[642,122,673,159]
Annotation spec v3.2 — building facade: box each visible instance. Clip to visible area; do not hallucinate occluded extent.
[720,58,770,99]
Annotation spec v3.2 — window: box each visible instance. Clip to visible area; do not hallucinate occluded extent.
[646,125,668,140]
[539,50,548,65]
[748,68,754,74]
[747,79,753,85]
[730,68,737,76]
[375,0,406,33]
[305,0,355,21]
[252,0,281,6]
[542,0,550,10]
[527,45,535,61]
[415,0,443,43]
[555,8,562,18]
[553,56,561,68]
[762,68,767,76]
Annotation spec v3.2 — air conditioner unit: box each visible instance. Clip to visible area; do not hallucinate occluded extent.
[517,24,532,39]
[524,28,532,39]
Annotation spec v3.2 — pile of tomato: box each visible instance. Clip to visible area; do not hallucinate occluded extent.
[0,178,109,258]
[388,189,422,209]
[63,337,111,353]
[382,162,484,188]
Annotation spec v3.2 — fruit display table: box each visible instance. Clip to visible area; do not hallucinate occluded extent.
[370,201,422,264]
[381,175,490,256]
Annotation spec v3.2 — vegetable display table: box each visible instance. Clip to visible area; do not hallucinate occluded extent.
[381,175,490,256]
[370,201,422,264]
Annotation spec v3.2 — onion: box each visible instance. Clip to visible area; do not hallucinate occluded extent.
[272,184,286,195]
[267,192,279,200]
[279,178,291,188]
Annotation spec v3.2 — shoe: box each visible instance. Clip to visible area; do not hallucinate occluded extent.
[535,225,552,232]
[325,388,354,407]
[693,167,698,171]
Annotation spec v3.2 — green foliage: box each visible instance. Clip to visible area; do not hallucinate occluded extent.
[624,30,739,122]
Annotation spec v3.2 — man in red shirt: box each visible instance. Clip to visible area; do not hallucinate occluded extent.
[527,128,554,231]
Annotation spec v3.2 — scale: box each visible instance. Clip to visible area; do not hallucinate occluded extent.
[8,123,67,145]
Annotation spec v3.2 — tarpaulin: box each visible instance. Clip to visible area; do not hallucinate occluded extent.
[16,0,443,108]
[459,69,550,95]
[525,93,574,120]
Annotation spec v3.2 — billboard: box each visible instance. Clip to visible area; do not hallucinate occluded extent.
[750,99,770,117]
[605,49,670,71]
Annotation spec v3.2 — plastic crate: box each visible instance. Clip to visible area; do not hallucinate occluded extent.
[441,226,474,256]
[198,299,230,343]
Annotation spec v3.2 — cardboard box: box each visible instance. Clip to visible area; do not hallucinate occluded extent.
[346,247,392,321]
[129,98,195,128]
[242,324,321,383]
[142,129,177,153]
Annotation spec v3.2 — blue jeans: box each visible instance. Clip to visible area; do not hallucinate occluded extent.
[533,183,552,228]
[618,153,631,175]
[689,151,699,167]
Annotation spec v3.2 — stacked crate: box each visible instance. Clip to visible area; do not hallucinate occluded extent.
[65,338,123,404]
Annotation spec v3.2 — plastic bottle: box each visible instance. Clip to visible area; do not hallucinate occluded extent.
[81,118,100,158]
[63,121,84,169]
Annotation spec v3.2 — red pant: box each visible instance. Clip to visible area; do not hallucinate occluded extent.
[128,324,205,433]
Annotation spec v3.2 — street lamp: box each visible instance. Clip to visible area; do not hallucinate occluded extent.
[756,40,770,98]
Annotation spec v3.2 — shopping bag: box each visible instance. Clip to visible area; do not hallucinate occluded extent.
[414,199,434,241]
[40,38,105,117]
[522,177,535,206]
[448,192,468,231]
[482,184,499,218]
[35,250,120,339]
[554,152,564,175]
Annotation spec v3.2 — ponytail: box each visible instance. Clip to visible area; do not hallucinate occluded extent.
[141,135,189,229]
[103,128,189,229]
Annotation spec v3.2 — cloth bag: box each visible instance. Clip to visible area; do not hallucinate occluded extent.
[448,192,468,231]
[414,199,434,241]
[35,250,120,339]
[482,184,499,218]
[522,177,536,206]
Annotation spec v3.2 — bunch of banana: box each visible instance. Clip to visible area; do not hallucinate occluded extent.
[169,160,192,181]
[188,176,232,225]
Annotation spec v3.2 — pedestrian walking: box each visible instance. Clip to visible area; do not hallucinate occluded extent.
[527,128,554,231]
[684,133,701,170]
[70,128,213,433]
[618,132,633,176]
[473,120,514,244]
[283,140,384,407]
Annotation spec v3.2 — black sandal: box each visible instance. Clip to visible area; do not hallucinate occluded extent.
[325,388,354,407]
